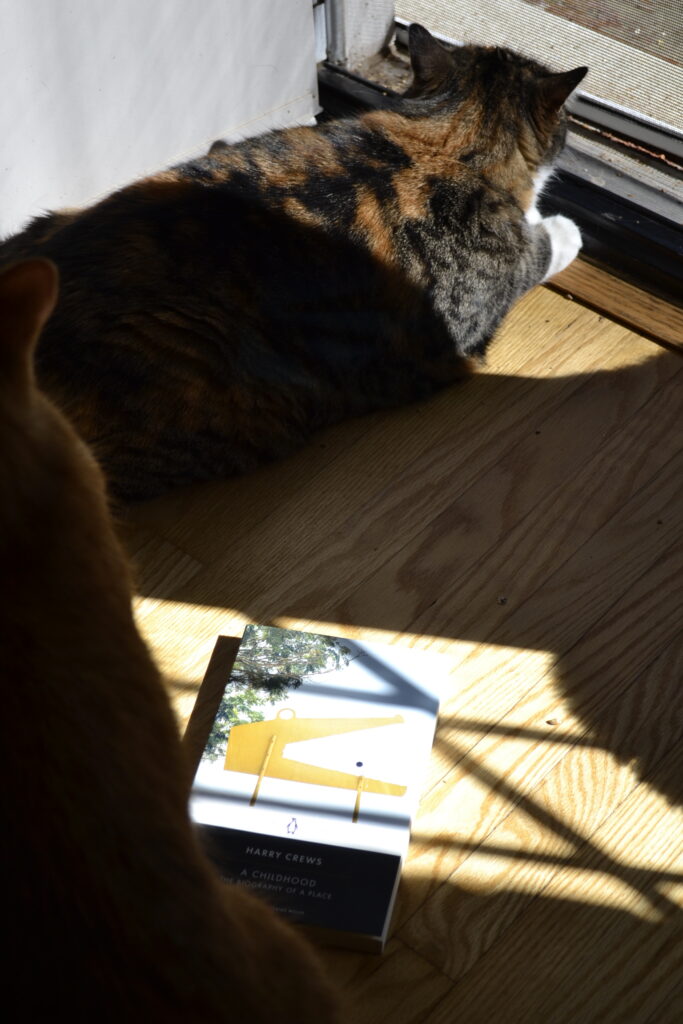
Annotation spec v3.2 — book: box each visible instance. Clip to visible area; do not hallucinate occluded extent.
[190,625,449,951]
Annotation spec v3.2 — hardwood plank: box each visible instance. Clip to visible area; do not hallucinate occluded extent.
[318,345,681,648]
[329,422,682,806]
[424,744,683,1024]
[107,532,208,721]
[391,481,682,923]
[319,938,454,1024]
[550,258,683,350]
[400,638,683,978]
[123,530,204,602]
[130,599,248,728]
[644,985,683,1024]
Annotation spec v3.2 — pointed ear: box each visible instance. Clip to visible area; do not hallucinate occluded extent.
[537,66,588,115]
[0,259,58,395]
[407,23,454,92]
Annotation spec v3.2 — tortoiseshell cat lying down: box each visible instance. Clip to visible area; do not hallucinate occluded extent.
[0,25,587,502]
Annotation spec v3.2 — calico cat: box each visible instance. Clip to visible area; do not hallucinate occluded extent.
[0,24,587,503]
[0,258,340,1020]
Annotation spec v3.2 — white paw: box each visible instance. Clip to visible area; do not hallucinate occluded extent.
[543,214,582,279]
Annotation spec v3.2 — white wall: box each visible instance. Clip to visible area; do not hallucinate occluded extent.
[0,0,319,238]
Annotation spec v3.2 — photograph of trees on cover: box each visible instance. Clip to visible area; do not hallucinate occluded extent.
[203,625,356,760]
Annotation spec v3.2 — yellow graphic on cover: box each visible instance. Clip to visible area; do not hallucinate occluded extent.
[224,708,407,821]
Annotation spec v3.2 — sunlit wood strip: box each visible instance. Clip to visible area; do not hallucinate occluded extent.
[550,258,683,351]
[400,639,683,978]
[393,515,681,925]
[427,744,683,1023]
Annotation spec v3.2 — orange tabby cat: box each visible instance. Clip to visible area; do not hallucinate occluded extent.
[0,258,340,1021]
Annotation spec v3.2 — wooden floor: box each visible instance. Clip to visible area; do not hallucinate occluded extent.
[123,278,683,1023]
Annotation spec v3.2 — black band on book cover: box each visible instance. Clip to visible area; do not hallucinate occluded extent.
[199,824,401,938]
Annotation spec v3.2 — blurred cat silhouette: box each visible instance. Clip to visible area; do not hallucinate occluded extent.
[0,258,339,1021]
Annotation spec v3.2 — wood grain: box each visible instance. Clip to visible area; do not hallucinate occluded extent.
[426,743,683,1024]
[123,279,683,1022]
[321,938,454,1024]
[400,639,683,979]
[550,258,683,350]
[392,489,682,925]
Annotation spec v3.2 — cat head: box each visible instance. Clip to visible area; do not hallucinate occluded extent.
[404,23,587,169]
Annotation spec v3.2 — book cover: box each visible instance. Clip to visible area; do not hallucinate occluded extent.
[190,625,447,951]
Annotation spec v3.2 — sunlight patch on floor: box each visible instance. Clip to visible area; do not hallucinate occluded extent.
[274,615,556,672]
[455,866,668,923]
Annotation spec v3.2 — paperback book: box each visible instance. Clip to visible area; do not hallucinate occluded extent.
[190,625,449,951]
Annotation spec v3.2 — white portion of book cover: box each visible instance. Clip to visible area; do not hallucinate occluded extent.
[191,627,449,858]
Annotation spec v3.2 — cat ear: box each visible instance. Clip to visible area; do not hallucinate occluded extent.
[407,23,454,92]
[537,67,588,115]
[0,259,58,393]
